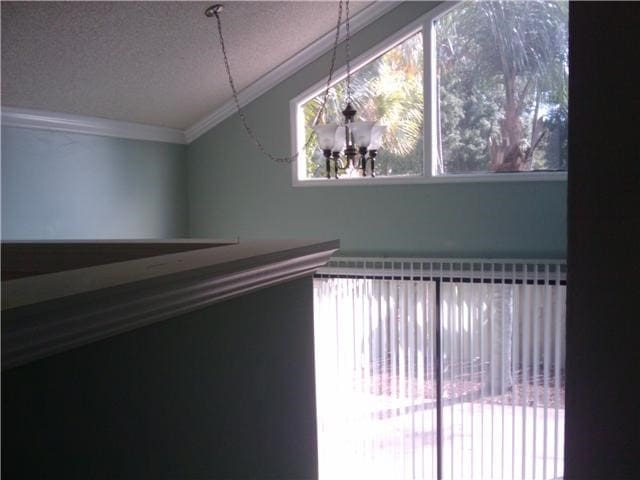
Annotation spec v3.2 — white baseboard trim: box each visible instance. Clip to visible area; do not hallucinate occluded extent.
[1,107,187,145]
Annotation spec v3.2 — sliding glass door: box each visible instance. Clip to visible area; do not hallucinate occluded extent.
[313,259,565,480]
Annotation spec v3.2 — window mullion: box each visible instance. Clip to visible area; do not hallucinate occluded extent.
[423,16,435,180]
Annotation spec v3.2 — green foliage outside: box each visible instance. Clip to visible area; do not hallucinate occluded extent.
[301,1,569,178]
[436,0,569,174]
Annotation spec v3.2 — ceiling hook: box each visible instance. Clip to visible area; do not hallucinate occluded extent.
[205,4,223,18]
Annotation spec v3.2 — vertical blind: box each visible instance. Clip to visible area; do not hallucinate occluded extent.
[314,258,566,480]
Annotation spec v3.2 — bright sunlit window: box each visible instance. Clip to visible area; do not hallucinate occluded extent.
[298,31,424,180]
[291,1,569,185]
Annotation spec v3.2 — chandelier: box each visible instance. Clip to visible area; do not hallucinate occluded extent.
[206,0,385,179]
[314,116,386,179]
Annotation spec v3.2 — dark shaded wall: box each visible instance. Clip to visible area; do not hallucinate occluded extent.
[2,277,318,479]
[565,2,640,479]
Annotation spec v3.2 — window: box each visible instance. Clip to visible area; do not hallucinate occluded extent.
[298,31,424,180]
[292,1,569,185]
[435,1,569,175]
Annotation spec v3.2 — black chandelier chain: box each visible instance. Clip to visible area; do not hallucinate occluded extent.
[345,0,353,105]
[210,1,347,164]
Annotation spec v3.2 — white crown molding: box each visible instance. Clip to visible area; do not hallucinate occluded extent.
[1,2,400,145]
[1,107,187,145]
[184,1,401,143]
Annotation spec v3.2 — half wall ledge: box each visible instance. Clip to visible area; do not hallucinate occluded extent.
[1,238,339,370]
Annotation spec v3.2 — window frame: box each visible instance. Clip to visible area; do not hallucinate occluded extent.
[290,1,568,187]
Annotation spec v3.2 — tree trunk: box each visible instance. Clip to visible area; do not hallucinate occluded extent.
[489,74,529,172]
[484,284,514,396]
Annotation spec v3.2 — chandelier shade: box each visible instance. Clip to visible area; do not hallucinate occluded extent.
[333,126,347,152]
[350,121,377,148]
[313,123,341,150]
[369,125,387,150]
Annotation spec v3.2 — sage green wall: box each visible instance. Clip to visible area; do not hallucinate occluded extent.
[1,126,188,239]
[187,1,567,258]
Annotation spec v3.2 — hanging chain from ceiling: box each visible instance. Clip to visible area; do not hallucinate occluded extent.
[210,1,349,164]
[344,0,353,105]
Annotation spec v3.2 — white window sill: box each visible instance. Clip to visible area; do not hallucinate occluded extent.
[292,171,567,187]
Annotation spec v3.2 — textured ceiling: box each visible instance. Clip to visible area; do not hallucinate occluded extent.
[1,1,371,129]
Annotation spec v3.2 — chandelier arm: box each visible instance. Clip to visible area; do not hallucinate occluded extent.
[210,1,344,164]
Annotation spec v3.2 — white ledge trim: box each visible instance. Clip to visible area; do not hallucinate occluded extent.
[184,1,401,143]
[1,241,339,369]
[1,107,187,145]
